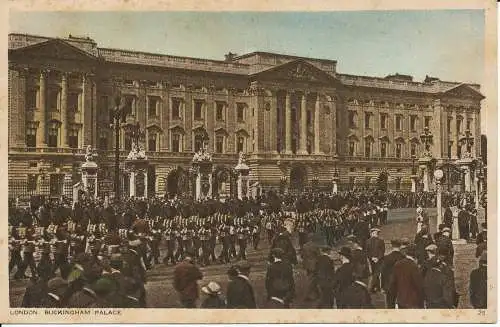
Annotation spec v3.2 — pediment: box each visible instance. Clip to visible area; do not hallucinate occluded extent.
[251,59,339,85]
[379,135,390,143]
[169,125,185,134]
[9,39,98,62]
[442,84,485,100]
[214,127,229,136]
[235,128,250,137]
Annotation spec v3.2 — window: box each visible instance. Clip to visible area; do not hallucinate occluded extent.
[349,142,355,156]
[395,177,401,190]
[348,111,356,128]
[215,135,224,153]
[380,114,387,129]
[466,119,472,131]
[68,93,79,112]
[48,88,59,111]
[447,117,452,133]
[448,141,453,158]
[124,96,134,117]
[172,98,182,119]
[27,174,38,192]
[395,115,402,131]
[148,132,157,152]
[26,126,36,147]
[194,100,203,120]
[148,97,158,118]
[457,144,462,159]
[365,141,372,157]
[99,131,108,150]
[237,136,245,153]
[124,134,132,151]
[26,89,37,110]
[396,143,402,158]
[100,96,108,121]
[68,129,78,148]
[457,118,463,133]
[364,113,371,129]
[410,115,417,131]
[410,143,417,157]
[380,142,387,158]
[172,134,181,153]
[216,102,225,121]
[48,124,59,148]
[194,134,204,152]
[237,103,245,122]
[307,111,312,126]
[349,167,356,172]
[424,116,431,129]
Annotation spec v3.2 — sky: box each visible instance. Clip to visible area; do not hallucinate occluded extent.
[9,11,487,129]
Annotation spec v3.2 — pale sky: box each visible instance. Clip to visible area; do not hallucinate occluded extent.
[10,10,487,130]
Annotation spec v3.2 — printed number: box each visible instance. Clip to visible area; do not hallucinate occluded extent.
[478,310,486,316]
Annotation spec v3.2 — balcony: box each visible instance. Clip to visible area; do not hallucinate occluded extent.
[47,110,61,121]
[67,111,83,124]
[147,115,161,127]
[10,147,85,155]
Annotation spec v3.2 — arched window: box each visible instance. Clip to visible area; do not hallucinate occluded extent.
[194,134,204,152]
[148,131,158,152]
[48,121,60,148]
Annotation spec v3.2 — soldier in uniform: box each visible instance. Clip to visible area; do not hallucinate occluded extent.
[219,223,231,264]
[297,219,308,250]
[365,227,385,293]
[229,220,237,259]
[209,221,218,263]
[163,220,177,266]
[251,220,261,251]
[21,229,38,278]
[149,222,162,265]
[200,223,211,266]
[237,221,250,260]
[9,228,24,279]
[53,228,69,275]
[37,232,54,280]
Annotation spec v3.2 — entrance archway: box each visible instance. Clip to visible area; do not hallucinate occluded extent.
[166,167,190,198]
[441,163,465,192]
[212,166,231,198]
[289,164,307,193]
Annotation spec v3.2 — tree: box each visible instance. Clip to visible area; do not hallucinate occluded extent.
[376,171,389,191]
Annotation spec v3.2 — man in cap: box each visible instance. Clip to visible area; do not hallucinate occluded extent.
[380,239,405,308]
[389,244,425,308]
[333,246,354,309]
[301,233,321,302]
[200,281,226,308]
[476,222,487,245]
[414,224,433,266]
[353,216,370,250]
[173,251,203,308]
[341,264,374,309]
[265,248,295,308]
[437,227,454,266]
[41,277,69,308]
[347,235,371,281]
[420,243,438,278]
[365,226,385,293]
[469,251,487,309]
[433,224,446,244]
[423,249,456,308]
[226,260,257,308]
[315,245,336,308]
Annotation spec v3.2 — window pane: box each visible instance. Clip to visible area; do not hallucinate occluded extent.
[194,101,203,120]
[172,134,180,152]
[148,97,157,117]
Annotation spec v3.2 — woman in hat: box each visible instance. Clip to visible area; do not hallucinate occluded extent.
[200,282,226,308]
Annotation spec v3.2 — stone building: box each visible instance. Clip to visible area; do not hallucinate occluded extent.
[8,33,485,198]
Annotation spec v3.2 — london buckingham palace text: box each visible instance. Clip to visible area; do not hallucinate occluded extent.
[8,33,484,199]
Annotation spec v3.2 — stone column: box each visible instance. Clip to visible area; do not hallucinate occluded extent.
[411,177,417,193]
[237,175,243,200]
[81,74,87,147]
[451,110,458,158]
[129,171,136,197]
[314,93,321,154]
[195,173,201,201]
[422,166,430,192]
[143,171,148,198]
[463,166,472,192]
[38,70,47,146]
[60,72,68,147]
[298,92,308,155]
[285,92,292,154]
[436,179,442,227]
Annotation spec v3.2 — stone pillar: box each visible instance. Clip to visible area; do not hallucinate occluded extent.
[314,93,321,154]
[195,173,201,201]
[332,178,338,194]
[208,173,213,199]
[38,70,47,146]
[81,75,87,148]
[436,180,442,228]
[60,72,68,147]
[411,177,417,193]
[475,176,480,209]
[451,110,458,159]
[422,167,430,192]
[143,171,148,198]
[298,92,308,155]
[463,165,472,192]
[129,171,136,197]
[285,92,292,154]
[237,176,243,200]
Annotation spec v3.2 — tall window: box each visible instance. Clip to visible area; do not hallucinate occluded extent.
[466,119,472,131]
[194,100,203,120]
[380,114,387,129]
[395,115,402,131]
[26,126,37,147]
[380,142,387,158]
[124,96,134,117]
[447,117,452,133]
[194,134,204,152]
[424,116,431,129]
[410,115,417,131]
[148,97,158,118]
[349,141,356,156]
[48,123,59,148]
[365,141,372,157]
[26,89,37,110]
[216,102,225,121]
[148,132,157,152]
[48,89,59,111]
[49,174,63,196]
[348,111,356,128]
[396,143,402,158]
[364,113,371,129]
[457,118,463,133]
[237,103,245,122]
[68,93,79,112]
[237,136,245,153]
[68,129,78,148]
[172,98,182,119]
[448,141,453,158]
[99,131,108,150]
[172,134,181,153]
[215,135,224,153]
[124,134,132,151]
[410,143,417,157]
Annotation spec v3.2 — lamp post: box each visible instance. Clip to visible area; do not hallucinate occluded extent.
[434,168,444,228]
[419,127,434,192]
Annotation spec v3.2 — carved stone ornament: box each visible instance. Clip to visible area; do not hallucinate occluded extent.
[288,63,316,81]
[85,145,97,162]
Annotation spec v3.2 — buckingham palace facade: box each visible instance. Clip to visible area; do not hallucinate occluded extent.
[7,33,485,198]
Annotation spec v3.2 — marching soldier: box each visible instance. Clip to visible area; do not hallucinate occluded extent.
[251,220,261,251]
[219,223,231,264]
[149,222,162,265]
[237,221,250,260]
[9,228,24,279]
[53,228,69,274]
[209,221,218,263]
[21,229,38,278]
[200,223,211,266]
[163,220,177,266]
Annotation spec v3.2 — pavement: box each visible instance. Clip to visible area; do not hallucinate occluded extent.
[9,207,484,308]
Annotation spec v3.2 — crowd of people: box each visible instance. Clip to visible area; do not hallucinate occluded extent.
[9,189,486,309]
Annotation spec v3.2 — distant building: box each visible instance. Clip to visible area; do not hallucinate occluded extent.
[7,33,485,198]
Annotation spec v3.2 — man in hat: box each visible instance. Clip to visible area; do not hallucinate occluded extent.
[380,239,405,308]
[469,251,487,309]
[200,281,226,308]
[265,248,295,308]
[341,264,374,309]
[348,235,371,281]
[315,245,336,308]
[226,260,257,308]
[41,277,69,308]
[271,226,297,265]
[423,252,455,308]
[333,246,354,309]
[301,233,321,302]
[437,227,454,266]
[433,224,446,244]
[389,244,425,308]
[365,226,385,293]
[476,222,487,245]
[421,243,438,278]
[353,216,370,250]
[414,224,433,266]
[457,207,470,241]
[173,251,203,308]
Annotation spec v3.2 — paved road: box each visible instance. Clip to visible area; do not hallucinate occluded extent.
[9,207,483,309]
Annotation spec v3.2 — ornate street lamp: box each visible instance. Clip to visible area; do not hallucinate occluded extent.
[434,167,444,227]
